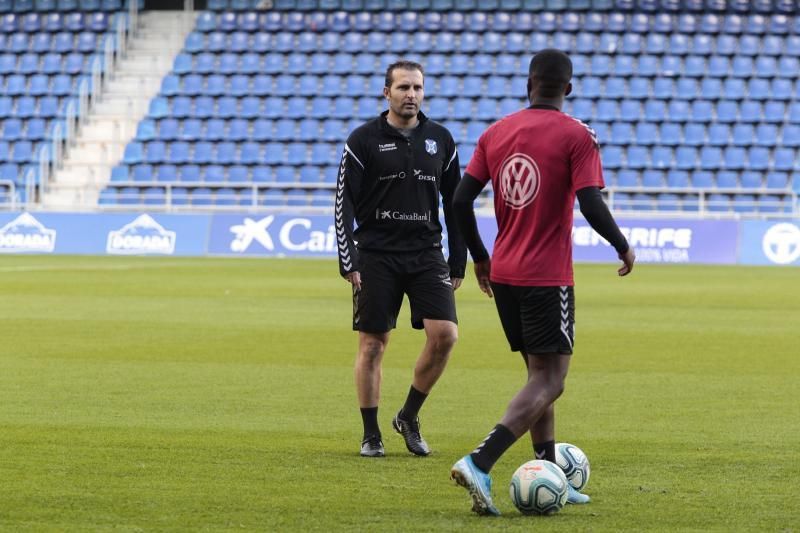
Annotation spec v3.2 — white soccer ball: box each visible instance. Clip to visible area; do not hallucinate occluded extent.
[555,442,591,491]
[509,459,569,515]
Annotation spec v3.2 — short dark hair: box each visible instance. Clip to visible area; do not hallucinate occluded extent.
[528,49,572,98]
[384,60,424,89]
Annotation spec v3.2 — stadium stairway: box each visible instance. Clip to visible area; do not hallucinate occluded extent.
[43,10,197,208]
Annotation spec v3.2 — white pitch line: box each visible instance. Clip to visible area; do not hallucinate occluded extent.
[0,261,205,273]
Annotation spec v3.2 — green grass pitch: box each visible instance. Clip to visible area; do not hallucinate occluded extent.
[0,255,798,531]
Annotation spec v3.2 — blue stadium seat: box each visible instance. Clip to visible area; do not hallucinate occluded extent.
[774,148,798,171]
[604,77,625,99]
[675,147,697,170]
[204,165,225,183]
[650,147,672,169]
[765,171,789,189]
[732,194,756,213]
[668,33,688,55]
[180,165,201,182]
[723,147,746,170]
[740,170,763,188]
[691,170,713,187]
[707,56,730,77]
[731,56,753,77]
[247,166,271,183]
[24,118,46,140]
[610,122,633,145]
[716,171,738,188]
[626,146,648,170]
[169,141,190,165]
[602,146,622,169]
[156,165,177,182]
[731,124,754,146]
[666,170,689,188]
[615,170,639,187]
[584,12,605,32]
[190,187,213,206]
[706,193,730,212]
[123,141,143,165]
[675,78,698,100]
[625,77,648,99]
[131,164,153,182]
[642,169,664,187]
[109,164,128,182]
[652,78,673,99]
[206,74,230,96]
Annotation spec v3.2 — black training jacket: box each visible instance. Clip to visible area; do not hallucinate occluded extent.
[335,110,467,279]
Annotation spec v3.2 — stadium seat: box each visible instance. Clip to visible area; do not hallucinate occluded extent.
[691,170,714,187]
[666,170,689,188]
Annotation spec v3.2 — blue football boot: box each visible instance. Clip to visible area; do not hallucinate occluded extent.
[450,455,501,516]
[567,484,591,504]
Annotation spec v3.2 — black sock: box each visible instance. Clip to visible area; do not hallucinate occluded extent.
[470,424,517,474]
[534,440,556,463]
[399,386,428,421]
[360,407,380,439]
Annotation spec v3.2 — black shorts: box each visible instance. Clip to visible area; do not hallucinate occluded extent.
[490,283,575,355]
[352,248,457,333]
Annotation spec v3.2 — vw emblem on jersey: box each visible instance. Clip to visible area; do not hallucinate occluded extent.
[425,139,438,155]
[762,222,800,265]
[499,153,540,209]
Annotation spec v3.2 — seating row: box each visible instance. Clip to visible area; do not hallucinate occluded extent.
[1,73,81,96]
[95,184,796,213]
[0,95,74,117]
[0,0,137,12]
[193,10,800,35]
[0,11,115,32]
[0,52,100,75]
[603,145,800,171]
[170,51,800,79]
[98,186,333,208]
[182,30,800,58]
[0,31,107,54]
[158,71,800,102]
[203,0,797,14]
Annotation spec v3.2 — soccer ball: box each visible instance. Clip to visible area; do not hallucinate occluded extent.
[555,442,591,491]
[509,459,569,515]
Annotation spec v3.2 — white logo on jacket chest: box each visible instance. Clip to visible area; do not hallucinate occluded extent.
[414,169,436,182]
[425,139,438,155]
[379,143,397,152]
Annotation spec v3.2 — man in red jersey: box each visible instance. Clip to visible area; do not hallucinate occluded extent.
[449,49,636,516]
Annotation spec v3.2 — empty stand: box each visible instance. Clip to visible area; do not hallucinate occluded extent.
[79,5,800,213]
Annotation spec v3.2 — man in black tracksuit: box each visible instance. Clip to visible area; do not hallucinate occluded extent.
[335,60,467,458]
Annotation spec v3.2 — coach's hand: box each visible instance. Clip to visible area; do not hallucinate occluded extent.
[346,271,362,291]
[451,278,463,291]
[618,248,636,277]
[473,259,493,298]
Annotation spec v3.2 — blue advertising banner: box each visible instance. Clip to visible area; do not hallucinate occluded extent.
[574,217,740,264]
[0,212,211,256]
[0,211,794,267]
[208,213,336,257]
[476,216,740,265]
[739,220,800,266]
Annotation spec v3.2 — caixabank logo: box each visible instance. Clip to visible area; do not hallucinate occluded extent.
[106,214,176,255]
[226,215,336,255]
[0,213,56,253]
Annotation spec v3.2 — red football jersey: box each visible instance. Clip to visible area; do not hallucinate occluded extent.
[465,107,605,286]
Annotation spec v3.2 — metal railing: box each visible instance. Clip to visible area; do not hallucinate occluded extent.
[30,4,139,209]
[0,180,16,210]
[94,180,800,217]
[604,186,800,217]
